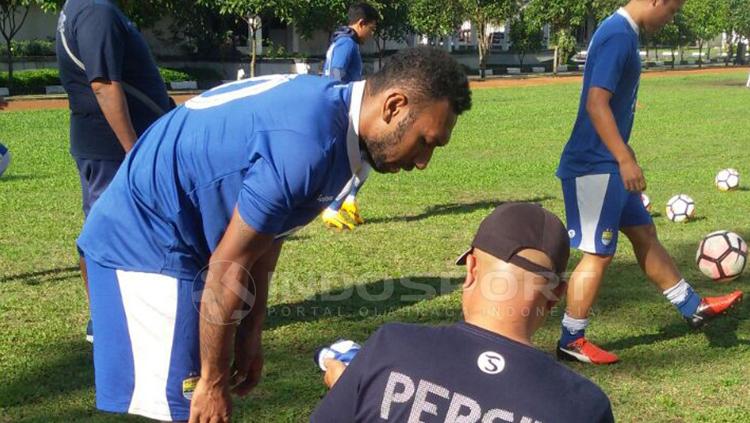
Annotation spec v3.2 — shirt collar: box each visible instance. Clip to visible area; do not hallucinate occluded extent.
[617,7,639,34]
[346,80,366,175]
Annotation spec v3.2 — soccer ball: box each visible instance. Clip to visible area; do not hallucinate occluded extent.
[0,143,11,178]
[641,193,652,212]
[715,168,740,192]
[666,194,695,223]
[696,231,747,282]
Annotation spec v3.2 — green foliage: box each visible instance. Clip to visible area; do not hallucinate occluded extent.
[0,68,59,95]
[158,67,192,84]
[509,9,545,67]
[0,38,54,57]
[409,0,465,38]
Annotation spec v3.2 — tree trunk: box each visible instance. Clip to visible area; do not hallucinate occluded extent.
[698,41,703,68]
[249,19,258,78]
[706,41,711,62]
[4,39,12,93]
[553,45,559,75]
[671,48,676,69]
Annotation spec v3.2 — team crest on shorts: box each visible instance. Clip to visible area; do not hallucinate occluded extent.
[182,374,200,400]
[601,229,614,247]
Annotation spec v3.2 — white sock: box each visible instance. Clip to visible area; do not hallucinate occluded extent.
[562,313,589,335]
[663,279,690,306]
[345,194,356,203]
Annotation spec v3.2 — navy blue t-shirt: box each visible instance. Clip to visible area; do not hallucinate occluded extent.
[311,322,614,422]
[557,9,641,178]
[56,0,170,160]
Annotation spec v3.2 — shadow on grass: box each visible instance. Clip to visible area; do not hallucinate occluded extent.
[266,276,461,330]
[0,265,79,284]
[366,196,554,225]
[0,340,94,411]
[0,173,50,183]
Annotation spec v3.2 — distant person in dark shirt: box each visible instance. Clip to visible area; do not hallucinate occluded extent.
[56,0,170,342]
[312,203,615,423]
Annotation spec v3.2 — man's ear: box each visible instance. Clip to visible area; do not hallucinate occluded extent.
[382,91,408,124]
[463,253,478,290]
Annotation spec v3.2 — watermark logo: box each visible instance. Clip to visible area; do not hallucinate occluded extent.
[192,260,257,325]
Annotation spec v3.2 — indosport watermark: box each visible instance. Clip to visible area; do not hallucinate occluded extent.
[190,264,604,323]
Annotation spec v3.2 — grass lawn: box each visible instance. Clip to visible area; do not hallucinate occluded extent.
[1,70,749,422]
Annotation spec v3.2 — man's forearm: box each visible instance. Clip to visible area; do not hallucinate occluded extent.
[91,80,138,152]
[199,261,254,385]
[588,104,633,163]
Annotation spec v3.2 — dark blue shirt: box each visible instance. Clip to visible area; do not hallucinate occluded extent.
[311,322,614,423]
[78,76,366,280]
[56,0,170,160]
[557,9,641,178]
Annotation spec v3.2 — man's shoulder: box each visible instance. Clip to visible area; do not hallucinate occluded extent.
[593,15,637,47]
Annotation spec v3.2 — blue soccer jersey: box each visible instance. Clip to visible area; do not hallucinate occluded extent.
[323,29,363,83]
[557,9,641,178]
[78,75,366,279]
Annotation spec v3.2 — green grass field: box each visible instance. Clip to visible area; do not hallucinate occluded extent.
[2,70,750,422]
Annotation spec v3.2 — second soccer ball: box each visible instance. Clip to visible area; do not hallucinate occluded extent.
[666,194,696,223]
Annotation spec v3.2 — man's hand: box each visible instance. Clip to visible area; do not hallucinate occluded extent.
[189,379,232,423]
[618,155,646,192]
[323,359,347,389]
[231,327,264,396]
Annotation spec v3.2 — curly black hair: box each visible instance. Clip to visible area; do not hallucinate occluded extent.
[367,46,472,115]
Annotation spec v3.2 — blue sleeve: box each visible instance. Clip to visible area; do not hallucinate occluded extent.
[328,39,356,82]
[310,328,383,422]
[237,133,326,235]
[75,4,126,83]
[589,33,632,94]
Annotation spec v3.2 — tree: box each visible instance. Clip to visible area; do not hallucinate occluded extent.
[199,0,291,77]
[371,0,412,67]
[726,0,750,65]
[0,0,57,93]
[409,0,465,44]
[526,0,589,74]
[682,0,725,67]
[509,9,544,68]
[460,0,518,79]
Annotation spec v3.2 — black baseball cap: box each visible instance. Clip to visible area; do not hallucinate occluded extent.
[456,203,570,279]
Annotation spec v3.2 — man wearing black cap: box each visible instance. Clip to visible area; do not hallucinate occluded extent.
[311,203,614,423]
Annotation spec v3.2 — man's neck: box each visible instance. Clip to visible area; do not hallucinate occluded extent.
[465,314,534,347]
[623,2,646,30]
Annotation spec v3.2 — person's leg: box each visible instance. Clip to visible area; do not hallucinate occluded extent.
[558,174,623,364]
[622,217,743,327]
[89,259,199,421]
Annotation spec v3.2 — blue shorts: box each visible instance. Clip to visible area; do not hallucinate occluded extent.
[86,259,200,421]
[74,157,122,218]
[561,173,652,256]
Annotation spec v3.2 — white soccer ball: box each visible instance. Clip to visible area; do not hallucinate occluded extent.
[715,168,740,192]
[641,193,652,212]
[696,231,747,282]
[0,143,11,178]
[666,194,696,223]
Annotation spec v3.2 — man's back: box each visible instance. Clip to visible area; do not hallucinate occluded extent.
[78,75,361,279]
[312,322,613,422]
[56,0,170,160]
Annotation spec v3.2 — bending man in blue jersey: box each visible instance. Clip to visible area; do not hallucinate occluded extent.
[321,2,379,230]
[77,47,471,422]
[556,0,742,365]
